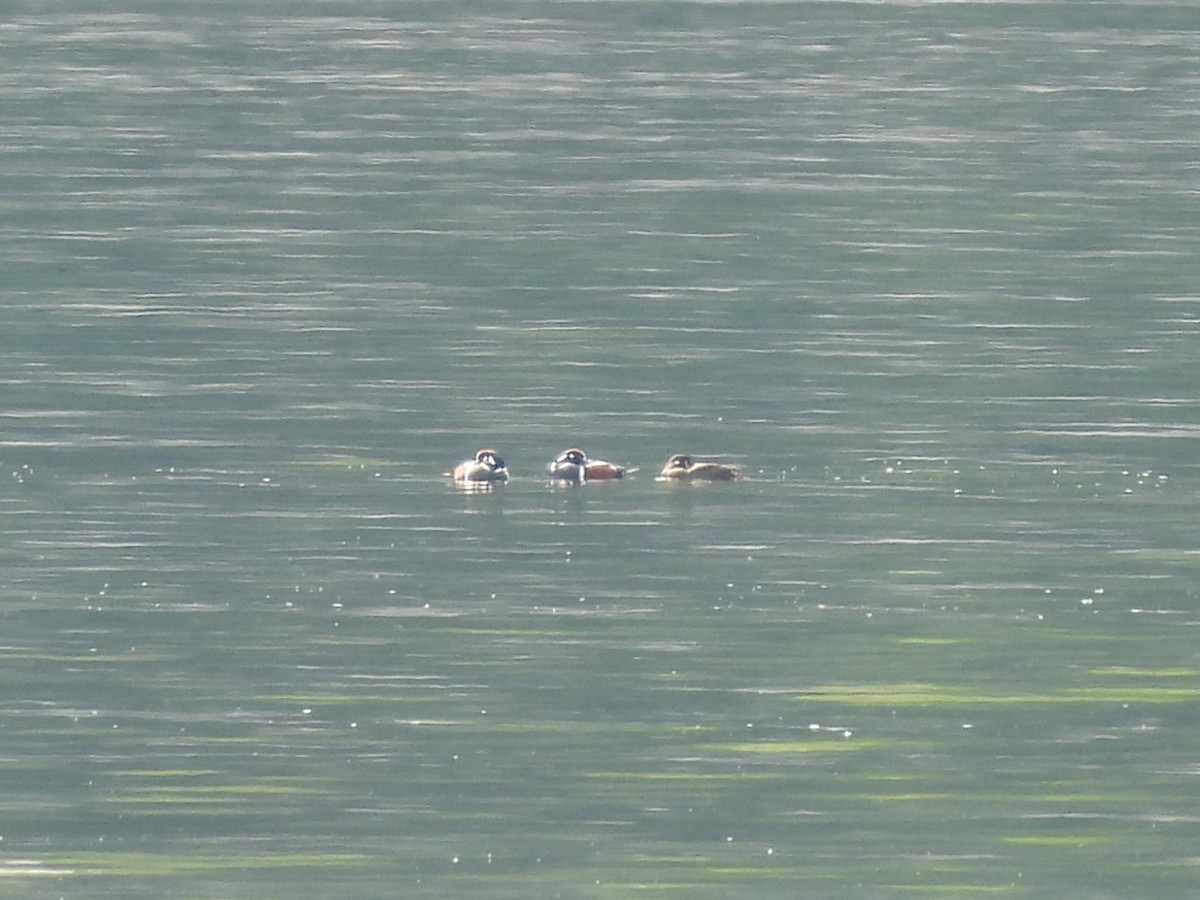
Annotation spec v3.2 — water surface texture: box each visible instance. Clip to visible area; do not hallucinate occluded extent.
[3,2,1200,897]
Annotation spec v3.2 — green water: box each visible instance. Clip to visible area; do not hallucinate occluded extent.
[3,2,1199,897]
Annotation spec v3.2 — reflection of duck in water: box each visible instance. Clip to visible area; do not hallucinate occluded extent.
[657,453,739,482]
[547,448,628,483]
[453,448,509,484]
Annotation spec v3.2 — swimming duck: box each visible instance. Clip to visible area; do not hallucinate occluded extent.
[657,453,739,482]
[453,448,509,484]
[547,448,627,483]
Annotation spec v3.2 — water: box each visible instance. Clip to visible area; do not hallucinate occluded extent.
[2,2,1199,897]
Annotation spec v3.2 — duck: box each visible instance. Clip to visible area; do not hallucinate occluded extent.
[453,448,509,484]
[547,447,627,483]
[657,453,739,482]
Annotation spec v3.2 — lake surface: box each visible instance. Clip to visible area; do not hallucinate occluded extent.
[3,1,1199,896]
